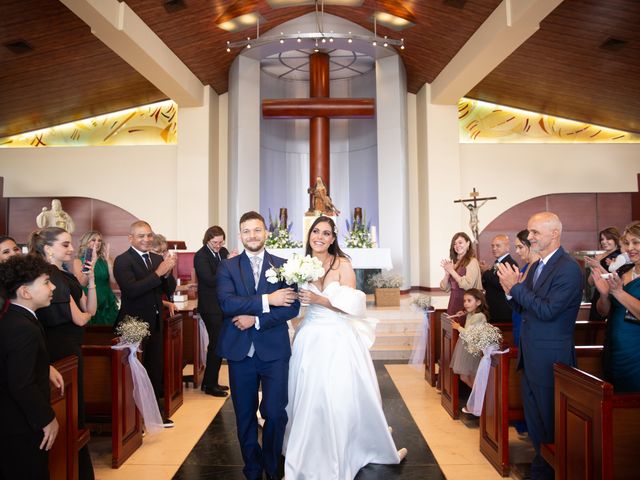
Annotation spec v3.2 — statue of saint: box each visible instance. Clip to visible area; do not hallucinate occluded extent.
[306,177,340,217]
[36,199,76,233]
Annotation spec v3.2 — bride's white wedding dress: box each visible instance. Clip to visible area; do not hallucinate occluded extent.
[284,282,401,479]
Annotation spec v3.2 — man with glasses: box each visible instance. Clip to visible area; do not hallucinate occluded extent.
[194,226,238,396]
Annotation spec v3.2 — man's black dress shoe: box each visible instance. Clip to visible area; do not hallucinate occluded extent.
[217,384,229,391]
[204,386,228,397]
[162,418,174,428]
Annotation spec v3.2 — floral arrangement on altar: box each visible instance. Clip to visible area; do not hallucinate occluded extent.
[411,294,432,310]
[265,253,325,286]
[265,210,303,248]
[115,315,151,344]
[344,212,373,248]
[460,323,503,356]
[368,271,404,289]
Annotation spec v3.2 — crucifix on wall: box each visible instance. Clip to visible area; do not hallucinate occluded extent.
[262,51,375,215]
[454,188,497,242]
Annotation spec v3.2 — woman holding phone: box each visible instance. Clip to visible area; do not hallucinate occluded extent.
[73,230,118,325]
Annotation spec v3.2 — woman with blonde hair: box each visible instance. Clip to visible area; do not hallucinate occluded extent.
[72,230,118,325]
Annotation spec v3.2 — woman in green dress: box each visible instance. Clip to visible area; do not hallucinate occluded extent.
[592,221,640,393]
[73,231,119,325]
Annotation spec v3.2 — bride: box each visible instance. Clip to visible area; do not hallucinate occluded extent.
[284,216,407,479]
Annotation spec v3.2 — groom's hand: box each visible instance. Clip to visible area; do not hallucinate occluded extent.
[232,315,256,331]
[268,288,297,307]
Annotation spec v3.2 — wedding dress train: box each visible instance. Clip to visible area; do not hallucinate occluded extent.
[284,282,401,479]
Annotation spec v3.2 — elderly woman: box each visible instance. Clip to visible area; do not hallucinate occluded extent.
[29,227,96,479]
[440,232,482,315]
[592,221,640,393]
[72,230,118,325]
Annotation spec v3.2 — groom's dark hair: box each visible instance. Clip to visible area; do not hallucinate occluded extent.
[239,211,266,229]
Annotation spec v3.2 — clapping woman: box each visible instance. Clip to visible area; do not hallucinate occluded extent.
[440,232,482,315]
[585,227,621,321]
[591,222,640,393]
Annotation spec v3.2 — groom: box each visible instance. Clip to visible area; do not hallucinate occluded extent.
[216,211,300,480]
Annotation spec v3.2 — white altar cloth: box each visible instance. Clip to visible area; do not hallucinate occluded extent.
[267,248,393,270]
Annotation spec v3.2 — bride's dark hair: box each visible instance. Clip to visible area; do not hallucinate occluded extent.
[305,217,349,275]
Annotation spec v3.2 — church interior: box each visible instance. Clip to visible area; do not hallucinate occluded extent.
[1,0,639,479]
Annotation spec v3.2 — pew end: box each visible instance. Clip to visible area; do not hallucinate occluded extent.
[82,340,142,468]
[552,363,640,480]
[49,356,80,480]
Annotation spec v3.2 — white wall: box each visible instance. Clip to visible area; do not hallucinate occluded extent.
[0,145,178,237]
[459,143,640,228]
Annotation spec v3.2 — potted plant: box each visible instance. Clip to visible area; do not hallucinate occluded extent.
[369,272,403,306]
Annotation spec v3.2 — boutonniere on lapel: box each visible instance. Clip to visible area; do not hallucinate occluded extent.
[492,263,499,274]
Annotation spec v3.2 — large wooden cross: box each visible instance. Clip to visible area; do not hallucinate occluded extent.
[262,52,375,213]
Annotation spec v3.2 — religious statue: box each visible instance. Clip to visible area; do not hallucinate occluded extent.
[463,200,487,242]
[306,176,340,217]
[454,188,496,243]
[36,199,76,233]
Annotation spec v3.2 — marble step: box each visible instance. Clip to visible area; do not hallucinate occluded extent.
[373,331,418,347]
[375,319,423,334]
[369,345,414,360]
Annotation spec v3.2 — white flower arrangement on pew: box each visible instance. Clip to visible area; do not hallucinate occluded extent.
[115,315,151,345]
[411,294,432,311]
[368,271,404,289]
[460,323,503,357]
[265,253,325,287]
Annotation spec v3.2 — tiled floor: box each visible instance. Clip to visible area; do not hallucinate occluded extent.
[92,362,534,479]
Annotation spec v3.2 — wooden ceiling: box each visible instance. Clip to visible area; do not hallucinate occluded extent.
[0,0,638,138]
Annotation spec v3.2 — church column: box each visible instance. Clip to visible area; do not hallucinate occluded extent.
[176,86,221,249]
[228,55,261,250]
[375,55,410,288]
[414,83,462,287]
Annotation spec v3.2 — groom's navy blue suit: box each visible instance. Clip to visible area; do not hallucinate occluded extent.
[217,250,299,480]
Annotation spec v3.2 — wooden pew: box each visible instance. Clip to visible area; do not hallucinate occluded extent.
[163,312,184,418]
[177,300,204,388]
[49,355,86,480]
[440,318,604,421]
[479,345,604,476]
[82,338,142,468]
[545,364,640,480]
[440,320,514,419]
[424,297,449,387]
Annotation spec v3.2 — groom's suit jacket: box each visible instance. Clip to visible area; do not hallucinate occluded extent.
[216,250,300,362]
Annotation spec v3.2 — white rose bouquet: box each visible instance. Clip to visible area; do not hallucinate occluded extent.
[460,323,503,357]
[265,253,325,287]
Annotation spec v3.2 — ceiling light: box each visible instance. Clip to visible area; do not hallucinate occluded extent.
[373,11,414,31]
[266,0,363,7]
[217,12,263,33]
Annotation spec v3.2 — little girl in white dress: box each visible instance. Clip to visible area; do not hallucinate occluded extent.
[449,288,490,388]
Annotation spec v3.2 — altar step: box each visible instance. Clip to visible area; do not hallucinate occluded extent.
[367,297,426,360]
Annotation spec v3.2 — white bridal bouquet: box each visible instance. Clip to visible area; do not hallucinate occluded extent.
[265,253,325,287]
[460,323,503,357]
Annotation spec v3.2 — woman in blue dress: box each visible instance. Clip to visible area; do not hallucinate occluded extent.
[592,221,640,393]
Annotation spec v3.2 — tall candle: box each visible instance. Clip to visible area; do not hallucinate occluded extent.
[371,225,377,246]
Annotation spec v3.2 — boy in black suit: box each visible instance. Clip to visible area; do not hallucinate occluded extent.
[0,254,63,479]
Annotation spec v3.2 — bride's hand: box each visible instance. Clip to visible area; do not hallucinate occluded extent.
[298,288,320,305]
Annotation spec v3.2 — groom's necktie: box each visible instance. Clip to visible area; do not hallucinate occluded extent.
[142,253,153,271]
[250,256,262,289]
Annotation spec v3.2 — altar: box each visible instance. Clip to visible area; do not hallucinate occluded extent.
[267,247,393,292]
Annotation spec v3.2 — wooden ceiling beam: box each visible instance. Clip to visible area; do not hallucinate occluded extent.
[430,0,563,105]
[60,0,204,107]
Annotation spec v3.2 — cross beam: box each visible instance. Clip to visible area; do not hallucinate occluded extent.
[261,52,375,211]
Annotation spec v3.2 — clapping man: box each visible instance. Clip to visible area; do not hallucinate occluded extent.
[482,234,519,323]
[114,221,177,425]
[497,212,582,480]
